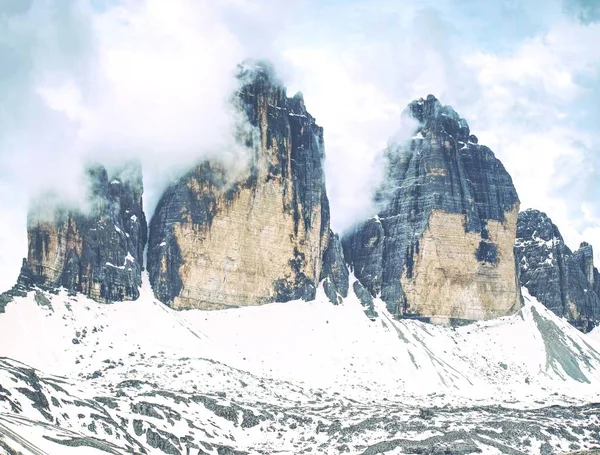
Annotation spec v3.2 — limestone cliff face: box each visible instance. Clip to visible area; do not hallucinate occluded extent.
[342,95,522,324]
[14,163,147,303]
[515,209,600,332]
[147,64,337,310]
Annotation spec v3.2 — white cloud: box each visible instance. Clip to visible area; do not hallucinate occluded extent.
[283,47,406,232]
[462,19,600,260]
[0,0,254,290]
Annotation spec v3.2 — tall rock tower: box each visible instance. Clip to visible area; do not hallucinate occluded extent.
[342,95,522,324]
[15,163,147,303]
[147,63,345,310]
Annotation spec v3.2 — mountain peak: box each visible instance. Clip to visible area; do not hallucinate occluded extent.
[147,64,338,310]
[343,92,520,322]
[237,59,283,89]
[406,95,471,142]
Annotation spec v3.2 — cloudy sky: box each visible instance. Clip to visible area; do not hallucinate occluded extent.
[0,0,599,291]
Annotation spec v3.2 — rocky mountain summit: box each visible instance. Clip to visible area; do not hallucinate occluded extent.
[3,163,147,306]
[515,209,600,332]
[147,63,343,309]
[343,95,522,324]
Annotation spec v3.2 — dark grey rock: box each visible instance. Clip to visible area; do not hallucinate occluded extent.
[342,94,519,315]
[133,419,145,436]
[241,409,261,429]
[42,436,123,455]
[515,209,600,332]
[320,232,349,305]
[94,396,118,410]
[16,386,51,421]
[216,446,248,455]
[191,395,239,424]
[34,290,53,311]
[7,162,147,304]
[131,401,164,420]
[2,357,600,455]
[342,218,384,299]
[352,281,377,318]
[146,428,181,455]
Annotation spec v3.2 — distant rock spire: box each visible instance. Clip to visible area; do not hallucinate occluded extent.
[515,209,600,332]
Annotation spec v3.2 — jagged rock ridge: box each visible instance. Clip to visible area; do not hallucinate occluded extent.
[342,94,522,324]
[320,233,349,305]
[7,163,147,304]
[148,62,344,309]
[515,209,600,332]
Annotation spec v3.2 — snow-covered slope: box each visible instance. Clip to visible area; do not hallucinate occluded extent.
[590,325,600,345]
[1,279,600,454]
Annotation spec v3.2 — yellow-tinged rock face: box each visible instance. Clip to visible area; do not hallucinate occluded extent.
[401,207,522,323]
[168,178,327,310]
[26,219,72,284]
[148,65,332,309]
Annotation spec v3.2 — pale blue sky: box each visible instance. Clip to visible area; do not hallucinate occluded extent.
[0,0,599,290]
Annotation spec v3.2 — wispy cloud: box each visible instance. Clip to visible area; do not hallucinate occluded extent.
[463,17,600,255]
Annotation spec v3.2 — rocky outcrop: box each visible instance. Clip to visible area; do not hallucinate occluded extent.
[352,280,377,318]
[342,95,522,324]
[515,209,600,332]
[320,232,349,305]
[10,163,147,303]
[148,63,336,310]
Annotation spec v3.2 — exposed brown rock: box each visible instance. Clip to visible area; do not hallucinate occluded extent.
[148,63,335,309]
[401,208,521,324]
